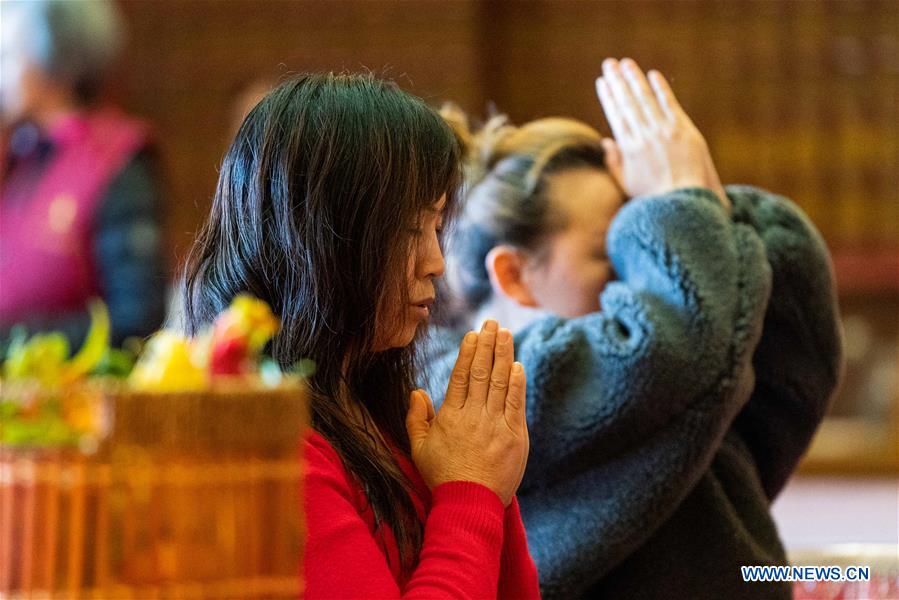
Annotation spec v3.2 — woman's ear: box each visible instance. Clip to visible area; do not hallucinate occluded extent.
[485,246,539,308]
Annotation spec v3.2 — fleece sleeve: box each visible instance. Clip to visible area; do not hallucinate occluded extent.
[516,190,772,598]
[726,185,843,500]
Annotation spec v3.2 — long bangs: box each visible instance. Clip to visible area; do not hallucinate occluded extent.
[377,84,463,224]
[344,80,462,354]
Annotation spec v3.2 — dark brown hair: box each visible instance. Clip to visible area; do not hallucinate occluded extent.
[182,73,461,571]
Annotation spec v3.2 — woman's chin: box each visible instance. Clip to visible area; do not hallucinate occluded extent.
[374,323,422,352]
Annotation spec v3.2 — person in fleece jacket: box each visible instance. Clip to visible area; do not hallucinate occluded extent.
[423,58,842,599]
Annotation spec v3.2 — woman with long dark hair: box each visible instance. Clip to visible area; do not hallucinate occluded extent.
[181,73,539,597]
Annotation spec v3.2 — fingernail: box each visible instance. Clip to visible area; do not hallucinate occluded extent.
[483,319,498,333]
[512,362,523,375]
[497,328,511,344]
[464,331,478,345]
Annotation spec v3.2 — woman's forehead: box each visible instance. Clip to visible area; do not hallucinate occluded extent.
[550,170,622,224]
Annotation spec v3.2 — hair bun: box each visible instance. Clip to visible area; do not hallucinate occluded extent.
[439,103,516,188]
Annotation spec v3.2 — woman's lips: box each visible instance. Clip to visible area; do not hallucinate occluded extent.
[410,297,434,319]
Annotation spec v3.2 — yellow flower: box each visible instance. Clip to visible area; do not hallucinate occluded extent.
[128,331,207,392]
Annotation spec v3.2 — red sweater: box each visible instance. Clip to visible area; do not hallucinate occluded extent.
[302,430,541,599]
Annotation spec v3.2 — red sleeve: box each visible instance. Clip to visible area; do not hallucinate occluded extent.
[303,436,507,599]
[498,497,541,600]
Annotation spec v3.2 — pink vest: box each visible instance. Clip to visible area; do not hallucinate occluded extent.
[0,110,150,325]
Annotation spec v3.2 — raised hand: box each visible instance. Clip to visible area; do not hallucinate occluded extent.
[595,58,730,211]
[406,319,529,506]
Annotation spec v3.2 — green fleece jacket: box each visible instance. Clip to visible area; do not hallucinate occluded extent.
[422,186,842,599]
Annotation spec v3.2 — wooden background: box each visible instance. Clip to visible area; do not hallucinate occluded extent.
[113,0,898,272]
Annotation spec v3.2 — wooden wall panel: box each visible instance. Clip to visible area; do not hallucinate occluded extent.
[113,0,898,271]
[116,0,485,264]
[475,0,898,250]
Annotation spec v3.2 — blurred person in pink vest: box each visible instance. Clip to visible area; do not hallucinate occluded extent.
[0,0,166,349]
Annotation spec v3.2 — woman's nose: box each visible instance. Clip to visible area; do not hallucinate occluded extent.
[419,234,446,279]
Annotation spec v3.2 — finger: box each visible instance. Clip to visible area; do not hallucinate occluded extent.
[647,70,684,122]
[422,389,437,422]
[406,390,431,451]
[600,137,625,190]
[596,77,631,142]
[467,319,498,408]
[504,362,528,432]
[485,328,514,416]
[602,58,646,135]
[620,58,664,125]
[443,331,478,409]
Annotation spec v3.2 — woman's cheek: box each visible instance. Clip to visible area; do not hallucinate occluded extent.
[554,263,602,317]
[581,281,603,314]
[595,262,614,296]
[579,262,611,314]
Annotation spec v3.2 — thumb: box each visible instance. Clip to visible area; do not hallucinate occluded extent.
[406,390,433,451]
